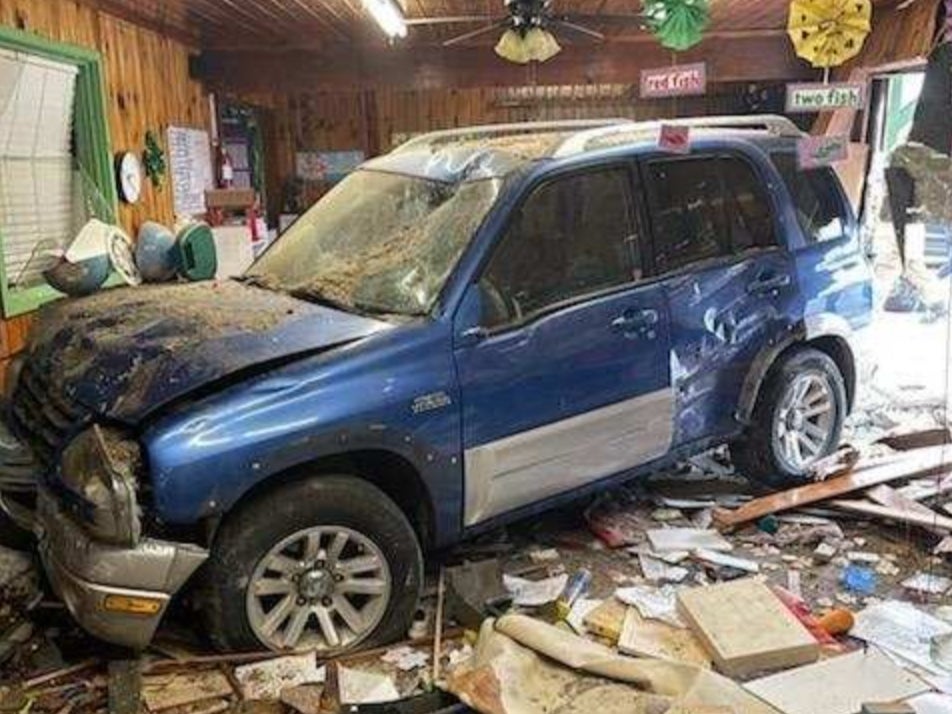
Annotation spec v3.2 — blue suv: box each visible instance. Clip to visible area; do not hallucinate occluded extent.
[1,116,871,653]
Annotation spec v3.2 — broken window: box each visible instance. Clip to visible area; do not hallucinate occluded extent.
[479,167,638,328]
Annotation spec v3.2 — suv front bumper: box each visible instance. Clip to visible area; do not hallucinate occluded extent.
[35,489,208,649]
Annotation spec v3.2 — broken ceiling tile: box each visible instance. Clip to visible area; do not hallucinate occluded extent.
[234,653,326,701]
[646,528,733,553]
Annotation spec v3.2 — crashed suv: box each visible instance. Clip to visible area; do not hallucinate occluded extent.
[2,116,871,653]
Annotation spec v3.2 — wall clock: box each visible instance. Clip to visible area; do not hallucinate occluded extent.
[115,151,144,204]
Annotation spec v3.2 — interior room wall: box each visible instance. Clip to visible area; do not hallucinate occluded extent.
[0,0,210,390]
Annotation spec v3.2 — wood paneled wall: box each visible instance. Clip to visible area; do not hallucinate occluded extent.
[242,84,752,220]
[0,0,210,389]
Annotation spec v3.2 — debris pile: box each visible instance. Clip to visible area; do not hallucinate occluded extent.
[5,430,952,713]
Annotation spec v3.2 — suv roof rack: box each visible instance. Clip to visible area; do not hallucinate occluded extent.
[553,114,803,157]
[393,119,634,154]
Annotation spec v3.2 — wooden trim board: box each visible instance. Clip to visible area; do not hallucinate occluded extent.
[864,484,949,534]
[830,499,952,531]
[676,579,819,678]
[713,446,952,529]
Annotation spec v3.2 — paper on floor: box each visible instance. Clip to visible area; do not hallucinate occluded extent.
[234,653,326,700]
[503,573,567,607]
[853,600,952,676]
[615,584,685,628]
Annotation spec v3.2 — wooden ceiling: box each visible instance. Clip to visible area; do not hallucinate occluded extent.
[92,0,840,50]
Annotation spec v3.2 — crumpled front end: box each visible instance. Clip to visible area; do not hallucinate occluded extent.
[1,413,208,650]
[36,488,207,649]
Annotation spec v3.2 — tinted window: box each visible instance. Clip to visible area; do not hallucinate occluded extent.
[772,153,849,243]
[480,168,637,328]
[720,157,775,251]
[645,158,729,273]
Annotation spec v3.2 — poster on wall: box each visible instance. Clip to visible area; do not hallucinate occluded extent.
[296,150,365,183]
[786,82,866,113]
[167,126,214,217]
[640,63,707,99]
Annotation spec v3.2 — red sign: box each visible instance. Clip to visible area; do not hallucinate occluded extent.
[640,63,708,99]
[659,124,691,154]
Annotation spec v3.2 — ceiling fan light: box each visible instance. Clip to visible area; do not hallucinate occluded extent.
[362,0,407,38]
[524,27,561,62]
[495,29,531,63]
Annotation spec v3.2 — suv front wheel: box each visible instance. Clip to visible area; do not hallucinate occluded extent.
[201,474,423,653]
[731,347,847,489]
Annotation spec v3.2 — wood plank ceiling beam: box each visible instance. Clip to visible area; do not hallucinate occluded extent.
[198,33,817,92]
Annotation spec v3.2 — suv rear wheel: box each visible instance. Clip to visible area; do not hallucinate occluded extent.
[731,347,847,489]
[202,474,422,653]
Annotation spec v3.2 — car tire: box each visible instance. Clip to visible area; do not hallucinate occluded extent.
[201,474,423,653]
[731,347,847,490]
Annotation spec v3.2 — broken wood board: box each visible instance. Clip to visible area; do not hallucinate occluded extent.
[743,648,929,714]
[830,499,952,531]
[142,671,233,712]
[714,445,952,529]
[619,607,712,669]
[646,528,733,552]
[677,578,819,678]
[864,484,950,534]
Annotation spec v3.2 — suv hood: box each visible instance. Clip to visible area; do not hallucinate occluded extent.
[27,281,391,423]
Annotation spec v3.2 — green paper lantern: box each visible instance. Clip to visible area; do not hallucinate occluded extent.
[643,0,711,52]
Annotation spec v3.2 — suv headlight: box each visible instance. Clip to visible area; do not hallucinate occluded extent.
[60,426,141,546]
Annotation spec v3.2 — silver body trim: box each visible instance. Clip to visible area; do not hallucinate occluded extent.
[464,389,675,526]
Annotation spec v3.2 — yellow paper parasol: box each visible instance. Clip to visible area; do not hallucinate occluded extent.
[788,0,872,68]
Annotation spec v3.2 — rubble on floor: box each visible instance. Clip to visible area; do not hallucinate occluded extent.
[6,430,952,714]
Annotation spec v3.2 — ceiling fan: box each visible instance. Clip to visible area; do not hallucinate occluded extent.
[405,0,639,63]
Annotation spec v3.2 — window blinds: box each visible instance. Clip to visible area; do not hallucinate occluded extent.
[0,49,78,289]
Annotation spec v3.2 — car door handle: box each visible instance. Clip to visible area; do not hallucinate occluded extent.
[746,274,791,294]
[611,309,659,333]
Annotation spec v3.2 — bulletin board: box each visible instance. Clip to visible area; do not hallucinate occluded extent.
[167,126,214,217]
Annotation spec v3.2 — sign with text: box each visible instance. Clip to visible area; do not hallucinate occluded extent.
[797,134,849,169]
[640,62,707,99]
[786,82,866,113]
[658,124,691,154]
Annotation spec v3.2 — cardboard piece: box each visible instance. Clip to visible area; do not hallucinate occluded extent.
[619,607,712,669]
[744,649,928,714]
[647,528,733,553]
[677,578,819,678]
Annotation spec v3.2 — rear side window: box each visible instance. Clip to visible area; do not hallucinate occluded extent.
[772,153,849,244]
[481,167,638,328]
[644,155,775,274]
[644,158,728,273]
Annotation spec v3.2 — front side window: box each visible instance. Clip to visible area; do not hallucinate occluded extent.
[480,167,638,328]
[248,170,501,316]
[772,153,849,244]
[645,157,729,273]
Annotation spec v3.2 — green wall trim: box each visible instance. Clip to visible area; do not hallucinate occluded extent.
[0,25,118,319]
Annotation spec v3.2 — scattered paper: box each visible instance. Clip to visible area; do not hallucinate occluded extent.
[904,572,952,596]
[338,666,399,705]
[909,693,952,714]
[853,600,952,676]
[234,653,325,700]
[615,584,685,628]
[638,553,689,583]
[646,528,732,552]
[380,646,429,671]
[565,597,602,635]
[503,573,567,607]
[744,648,929,714]
[528,548,560,563]
[692,548,760,573]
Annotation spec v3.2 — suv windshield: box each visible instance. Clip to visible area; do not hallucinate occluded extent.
[248,170,501,316]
